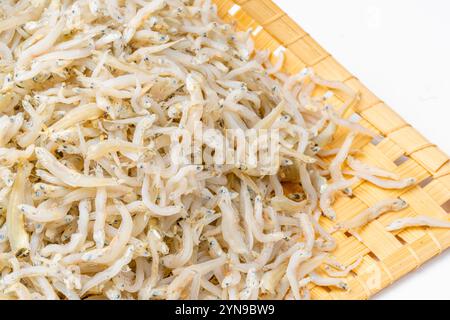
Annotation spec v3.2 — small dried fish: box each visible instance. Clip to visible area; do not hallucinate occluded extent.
[386,216,450,231]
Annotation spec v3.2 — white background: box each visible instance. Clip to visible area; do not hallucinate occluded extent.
[273,0,450,300]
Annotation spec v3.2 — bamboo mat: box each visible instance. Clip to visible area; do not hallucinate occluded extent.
[213,0,450,299]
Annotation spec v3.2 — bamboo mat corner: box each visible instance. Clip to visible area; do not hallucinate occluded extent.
[213,0,450,299]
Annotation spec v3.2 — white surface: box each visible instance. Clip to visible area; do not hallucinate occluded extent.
[273,0,450,300]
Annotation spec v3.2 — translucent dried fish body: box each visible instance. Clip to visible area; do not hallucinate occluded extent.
[336,198,408,231]
[6,164,30,257]
[386,216,450,231]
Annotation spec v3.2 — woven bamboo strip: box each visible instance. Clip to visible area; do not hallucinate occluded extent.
[213,0,450,299]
